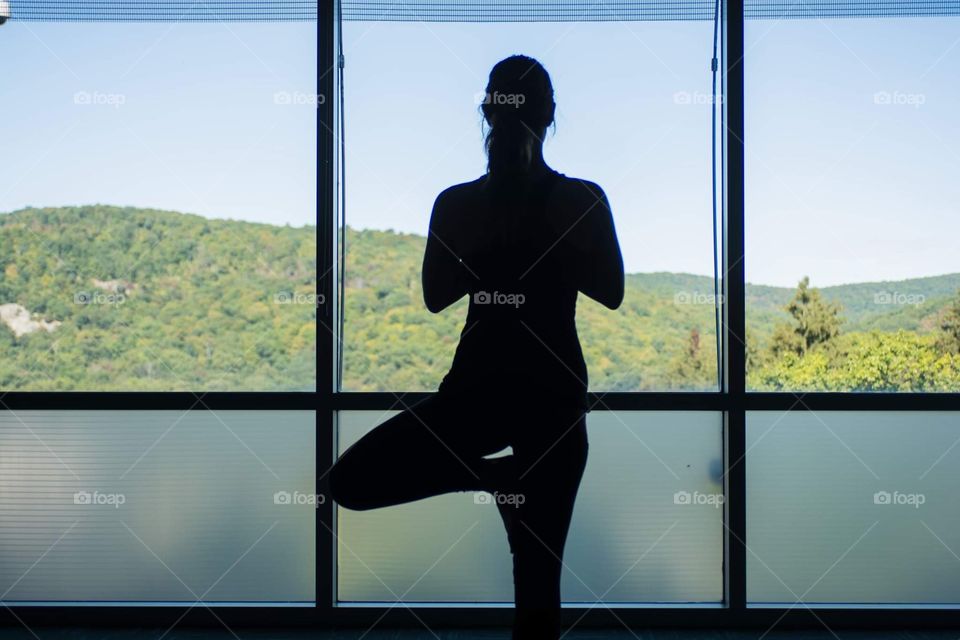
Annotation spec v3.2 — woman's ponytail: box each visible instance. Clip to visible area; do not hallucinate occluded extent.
[481,55,555,177]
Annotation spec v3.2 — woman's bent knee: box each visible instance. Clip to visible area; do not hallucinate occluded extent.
[328,456,370,511]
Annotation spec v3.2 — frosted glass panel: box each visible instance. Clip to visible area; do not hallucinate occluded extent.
[337,410,723,603]
[0,410,315,604]
[747,411,960,605]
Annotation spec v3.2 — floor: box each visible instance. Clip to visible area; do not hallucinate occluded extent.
[0,629,958,640]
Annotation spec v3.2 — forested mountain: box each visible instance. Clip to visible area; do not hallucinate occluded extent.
[341,227,960,391]
[0,205,317,390]
[2,206,959,391]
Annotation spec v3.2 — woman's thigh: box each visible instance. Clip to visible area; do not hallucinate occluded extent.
[509,408,589,561]
[509,406,588,486]
[329,394,509,510]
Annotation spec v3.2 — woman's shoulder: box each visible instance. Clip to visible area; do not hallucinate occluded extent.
[550,173,609,207]
[433,172,609,213]
[434,176,487,208]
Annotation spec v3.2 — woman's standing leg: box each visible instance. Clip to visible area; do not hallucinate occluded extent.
[507,408,589,640]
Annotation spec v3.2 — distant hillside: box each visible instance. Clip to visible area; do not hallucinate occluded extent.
[341,226,960,391]
[747,273,960,335]
[346,226,960,331]
[0,205,317,390]
[2,207,957,391]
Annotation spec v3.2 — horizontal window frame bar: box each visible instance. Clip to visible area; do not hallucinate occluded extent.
[0,392,319,411]
[2,605,960,628]
[331,392,731,411]
[2,391,960,411]
[745,392,960,411]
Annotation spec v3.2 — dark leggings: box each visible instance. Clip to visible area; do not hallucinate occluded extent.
[328,394,589,640]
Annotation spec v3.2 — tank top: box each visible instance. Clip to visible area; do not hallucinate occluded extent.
[437,169,589,411]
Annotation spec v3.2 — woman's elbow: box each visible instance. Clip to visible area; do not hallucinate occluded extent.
[602,284,625,310]
[596,270,625,310]
[422,284,457,313]
[421,272,444,313]
[424,296,445,314]
[582,278,623,310]
[422,289,444,313]
[606,254,625,309]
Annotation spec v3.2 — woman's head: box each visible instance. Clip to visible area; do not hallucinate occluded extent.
[481,55,555,175]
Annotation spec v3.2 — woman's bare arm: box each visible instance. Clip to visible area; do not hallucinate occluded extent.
[422,190,473,313]
[564,181,624,309]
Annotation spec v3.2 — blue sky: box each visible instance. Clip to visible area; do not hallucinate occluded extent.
[0,16,957,287]
[0,22,317,226]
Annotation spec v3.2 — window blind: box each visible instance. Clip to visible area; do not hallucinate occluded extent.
[343,0,718,21]
[4,0,959,22]
[4,0,317,21]
[342,0,960,21]
[747,0,960,18]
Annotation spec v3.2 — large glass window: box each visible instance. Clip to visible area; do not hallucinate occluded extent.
[3,0,959,621]
[0,21,317,391]
[340,18,722,392]
[745,15,960,391]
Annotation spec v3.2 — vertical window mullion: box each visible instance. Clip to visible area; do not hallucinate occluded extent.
[317,0,337,613]
[723,0,747,614]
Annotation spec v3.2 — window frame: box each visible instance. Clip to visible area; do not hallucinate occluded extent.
[3,0,960,630]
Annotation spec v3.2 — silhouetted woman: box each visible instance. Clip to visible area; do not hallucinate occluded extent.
[330,55,624,640]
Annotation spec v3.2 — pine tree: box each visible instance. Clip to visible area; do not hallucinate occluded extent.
[938,290,960,354]
[770,276,843,357]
